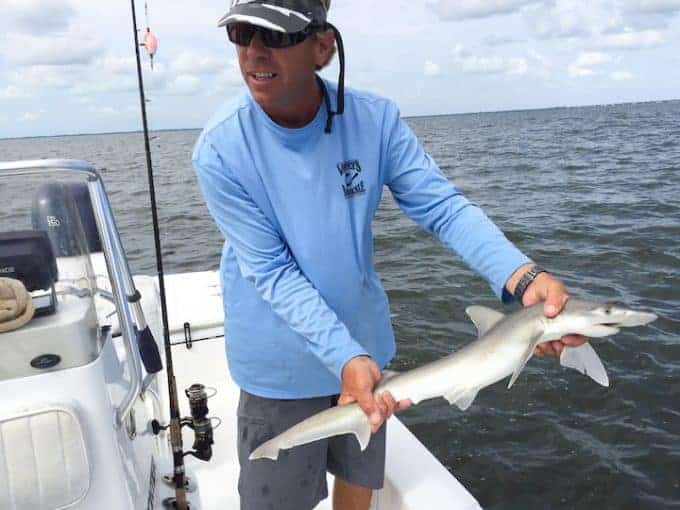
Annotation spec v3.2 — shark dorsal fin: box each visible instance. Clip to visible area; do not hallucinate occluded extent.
[465,306,506,338]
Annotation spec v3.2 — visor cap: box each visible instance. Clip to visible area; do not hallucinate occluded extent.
[218,0,330,33]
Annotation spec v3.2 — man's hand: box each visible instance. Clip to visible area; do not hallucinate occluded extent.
[339,356,412,433]
[508,264,588,357]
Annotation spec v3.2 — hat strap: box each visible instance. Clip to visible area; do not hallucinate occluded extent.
[320,22,345,134]
[316,75,332,133]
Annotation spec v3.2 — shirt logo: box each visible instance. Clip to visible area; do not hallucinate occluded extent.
[337,159,366,199]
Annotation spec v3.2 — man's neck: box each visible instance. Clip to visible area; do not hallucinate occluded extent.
[263,78,323,128]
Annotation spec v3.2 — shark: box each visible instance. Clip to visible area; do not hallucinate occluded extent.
[250,299,657,461]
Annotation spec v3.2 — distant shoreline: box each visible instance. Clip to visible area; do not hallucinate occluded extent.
[2,97,678,142]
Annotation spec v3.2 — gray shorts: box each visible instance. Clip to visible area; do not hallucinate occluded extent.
[237,390,386,510]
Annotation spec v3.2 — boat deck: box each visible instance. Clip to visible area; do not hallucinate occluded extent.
[155,271,482,509]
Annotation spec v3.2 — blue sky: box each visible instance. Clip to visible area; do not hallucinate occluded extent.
[1,0,679,138]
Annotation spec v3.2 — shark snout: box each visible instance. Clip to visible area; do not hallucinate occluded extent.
[581,301,659,329]
[611,311,658,327]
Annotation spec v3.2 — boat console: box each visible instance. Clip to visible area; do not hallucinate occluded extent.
[0,230,59,316]
[0,182,103,382]
[0,160,163,509]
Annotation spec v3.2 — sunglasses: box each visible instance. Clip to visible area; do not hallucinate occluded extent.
[227,23,319,49]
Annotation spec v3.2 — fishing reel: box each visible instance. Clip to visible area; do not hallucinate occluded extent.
[181,384,217,461]
[151,383,220,462]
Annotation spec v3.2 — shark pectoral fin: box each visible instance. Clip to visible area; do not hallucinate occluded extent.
[353,414,373,451]
[444,388,480,411]
[466,306,506,338]
[508,331,544,389]
[249,438,281,461]
[560,343,610,387]
[338,405,373,451]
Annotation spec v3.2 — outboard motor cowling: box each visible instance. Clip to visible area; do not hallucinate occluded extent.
[31,181,101,257]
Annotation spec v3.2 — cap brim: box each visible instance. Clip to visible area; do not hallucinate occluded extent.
[217,3,312,33]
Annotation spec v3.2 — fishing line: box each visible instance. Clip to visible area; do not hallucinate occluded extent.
[145,0,152,28]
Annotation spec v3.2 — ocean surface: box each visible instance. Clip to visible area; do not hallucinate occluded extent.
[1,100,679,509]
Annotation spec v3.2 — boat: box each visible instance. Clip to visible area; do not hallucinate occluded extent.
[0,158,483,509]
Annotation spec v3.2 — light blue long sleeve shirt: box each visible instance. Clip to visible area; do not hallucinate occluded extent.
[192,81,530,399]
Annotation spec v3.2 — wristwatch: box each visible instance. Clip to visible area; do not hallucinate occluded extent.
[513,265,548,305]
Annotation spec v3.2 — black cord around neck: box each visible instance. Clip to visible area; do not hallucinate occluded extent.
[319,22,345,134]
[316,75,334,133]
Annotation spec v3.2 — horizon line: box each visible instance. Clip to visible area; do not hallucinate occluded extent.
[1,97,678,142]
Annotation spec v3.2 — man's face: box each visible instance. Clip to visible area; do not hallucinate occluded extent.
[236,28,332,121]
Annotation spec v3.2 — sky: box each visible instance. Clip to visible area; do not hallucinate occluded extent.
[1,0,679,138]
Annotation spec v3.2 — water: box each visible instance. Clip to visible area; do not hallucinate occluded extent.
[2,100,679,509]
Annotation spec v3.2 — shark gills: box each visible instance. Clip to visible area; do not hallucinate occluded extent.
[250,299,657,461]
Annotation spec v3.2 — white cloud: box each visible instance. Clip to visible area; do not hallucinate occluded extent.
[11,66,75,90]
[0,85,29,99]
[568,52,613,77]
[595,29,665,50]
[70,77,138,95]
[68,67,138,95]
[611,70,634,80]
[525,1,619,39]
[453,46,508,74]
[166,74,201,96]
[621,0,680,14]
[509,58,529,76]
[2,0,76,35]
[525,0,679,41]
[97,56,136,75]
[171,52,226,75]
[87,106,123,117]
[0,66,76,99]
[6,33,103,66]
[213,58,244,92]
[20,111,40,122]
[452,45,529,77]
[429,0,536,20]
[424,60,441,77]
[67,58,168,95]
[484,35,525,46]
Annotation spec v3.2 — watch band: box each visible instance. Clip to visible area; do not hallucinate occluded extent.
[513,265,548,304]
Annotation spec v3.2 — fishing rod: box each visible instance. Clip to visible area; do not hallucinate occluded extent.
[129,1,188,508]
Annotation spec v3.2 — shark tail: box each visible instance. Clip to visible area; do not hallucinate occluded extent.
[560,342,609,387]
[249,403,373,462]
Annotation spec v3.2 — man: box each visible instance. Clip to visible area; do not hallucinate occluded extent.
[192,1,586,509]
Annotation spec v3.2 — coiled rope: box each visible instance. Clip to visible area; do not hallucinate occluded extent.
[0,278,34,333]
